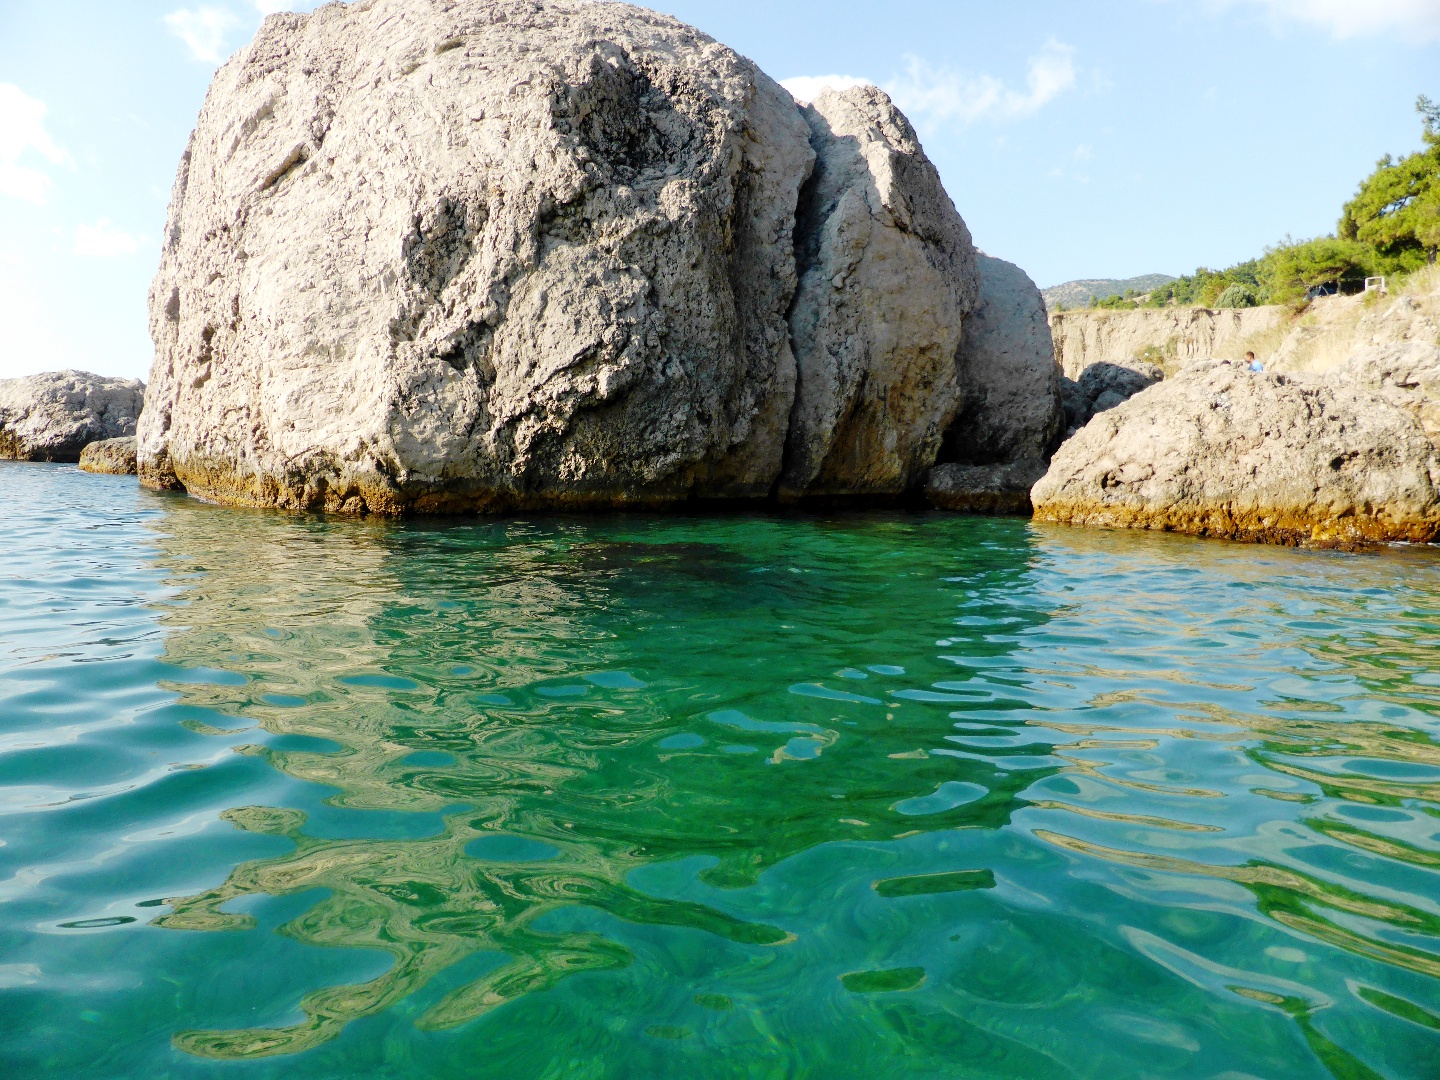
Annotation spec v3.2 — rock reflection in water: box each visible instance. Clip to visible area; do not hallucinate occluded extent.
[145,505,1051,1058]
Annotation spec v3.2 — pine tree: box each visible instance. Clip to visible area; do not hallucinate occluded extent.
[1339,96,1440,266]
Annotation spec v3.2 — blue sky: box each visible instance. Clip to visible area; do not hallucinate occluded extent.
[1,0,1438,381]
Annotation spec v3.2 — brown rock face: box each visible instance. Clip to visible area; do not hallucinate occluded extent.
[1032,363,1440,545]
[79,437,139,476]
[139,0,979,514]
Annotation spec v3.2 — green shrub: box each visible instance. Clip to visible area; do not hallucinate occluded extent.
[1215,283,1258,308]
[1260,237,1375,303]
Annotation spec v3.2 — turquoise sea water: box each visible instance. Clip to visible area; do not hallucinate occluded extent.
[3,462,1440,1079]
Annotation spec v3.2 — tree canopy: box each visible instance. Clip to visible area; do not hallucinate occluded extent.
[1339,95,1440,266]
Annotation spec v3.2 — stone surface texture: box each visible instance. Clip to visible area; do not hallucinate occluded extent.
[1057,359,1162,439]
[1032,362,1440,545]
[140,0,980,512]
[780,87,977,497]
[0,371,146,462]
[940,254,1060,468]
[79,437,140,475]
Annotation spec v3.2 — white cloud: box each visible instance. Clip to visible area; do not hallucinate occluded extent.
[780,75,875,104]
[780,41,1078,132]
[886,40,1077,128]
[163,6,243,64]
[253,0,290,12]
[0,84,72,205]
[1215,0,1440,41]
[74,220,145,259]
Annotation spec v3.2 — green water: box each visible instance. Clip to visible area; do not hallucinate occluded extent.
[3,462,1440,1079]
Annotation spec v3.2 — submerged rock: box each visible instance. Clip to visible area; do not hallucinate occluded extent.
[0,371,146,463]
[1032,363,1440,545]
[140,0,980,513]
[79,437,139,476]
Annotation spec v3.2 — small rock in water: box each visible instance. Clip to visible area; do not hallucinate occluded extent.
[79,437,138,476]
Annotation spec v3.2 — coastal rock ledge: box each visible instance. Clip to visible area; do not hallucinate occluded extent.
[1031,363,1440,545]
[140,0,997,513]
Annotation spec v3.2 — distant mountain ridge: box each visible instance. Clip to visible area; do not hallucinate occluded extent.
[1042,274,1177,310]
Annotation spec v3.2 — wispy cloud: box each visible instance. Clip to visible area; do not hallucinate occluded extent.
[1210,0,1440,42]
[780,40,1078,130]
[74,219,145,259]
[163,6,243,64]
[887,41,1077,127]
[0,84,72,205]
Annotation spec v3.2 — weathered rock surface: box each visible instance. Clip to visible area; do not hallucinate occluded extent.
[79,437,139,475]
[140,0,979,513]
[919,255,1060,513]
[0,371,146,462]
[925,457,1048,515]
[1335,340,1440,449]
[941,255,1060,468]
[1057,359,1162,437]
[781,87,977,497]
[1032,363,1440,545]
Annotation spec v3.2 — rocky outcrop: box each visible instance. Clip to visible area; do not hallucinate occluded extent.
[1032,362,1440,545]
[0,371,146,462]
[943,255,1060,466]
[780,87,977,498]
[139,0,980,513]
[1058,358,1163,435]
[920,255,1061,513]
[1335,340,1440,449]
[79,437,139,475]
[1049,306,1287,379]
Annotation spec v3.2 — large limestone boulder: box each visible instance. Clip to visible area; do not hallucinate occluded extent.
[0,371,146,462]
[942,255,1060,467]
[780,87,977,497]
[140,0,979,513]
[919,254,1061,513]
[1032,363,1440,545]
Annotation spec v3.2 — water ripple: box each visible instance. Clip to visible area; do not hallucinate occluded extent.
[2,464,1440,1078]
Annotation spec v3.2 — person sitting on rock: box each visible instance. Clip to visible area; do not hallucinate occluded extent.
[1245,351,1263,372]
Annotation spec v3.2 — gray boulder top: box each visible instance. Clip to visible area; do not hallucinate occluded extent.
[0,371,146,463]
[139,0,985,514]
